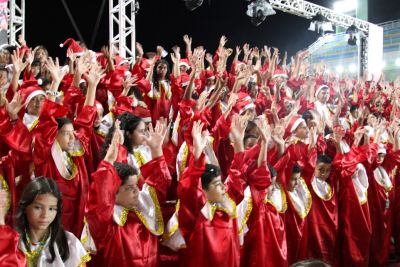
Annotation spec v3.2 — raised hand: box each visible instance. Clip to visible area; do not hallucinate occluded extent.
[183,34,192,46]
[192,120,209,161]
[11,49,28,74]
[136,42,144,58]
[104,120,122,164]
[256,117,271,143]
[122,75,139,96]
[6,92,23,121]
[230,114,248,145]
[83,63,106,87]
[46,57,67,84]
[144,118,168,158]
[219,35,228,48]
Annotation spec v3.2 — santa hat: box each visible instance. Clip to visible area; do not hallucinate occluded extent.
[59,38,84,56]
[178,58,191,70]
[115,55,129,67]
[315,84,329,98]
[378,143,387,155]
[204,70,215,80]
[132,106,151,123]
[284,116,305,139]
[108,69,131,95]
[233,92,255,115]
[273,68,288,79]
[19,80,45,105]
[230,61,245,74]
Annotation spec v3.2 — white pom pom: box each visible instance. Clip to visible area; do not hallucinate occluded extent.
[37,78,43,85]
[59,43,64,48]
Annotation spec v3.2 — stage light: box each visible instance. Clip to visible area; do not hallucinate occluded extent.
[308,13,334,35]
[333,0,357,13]
[396,58,400,67]
[184,0,203,11]
[246,0,276,26]
[336,65,344,74]
[349,63,357,73]
[346,24,359,46]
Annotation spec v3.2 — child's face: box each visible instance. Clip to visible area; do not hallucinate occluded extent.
[314,162,332,181]
[116,175,139,209]
[25,193,58,232]
[205,176,226,203]
[294,122,308,140]
[287,172,301,192]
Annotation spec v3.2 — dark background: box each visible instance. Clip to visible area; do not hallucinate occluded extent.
[25,0,399,60]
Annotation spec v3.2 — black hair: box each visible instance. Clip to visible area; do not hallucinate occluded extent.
[302,109,313,123]
[114,162,138,184]
[317,154,332,164]
[245,120,258,134]
[201,164,221,190]
[292,163,301,174]
[101,112,143,158]
[55,117,72,130]
[350,105,358,113]
[290,259,331,267]
[16,177,69,263]
[151,59,170,89]
[268,164,277,178]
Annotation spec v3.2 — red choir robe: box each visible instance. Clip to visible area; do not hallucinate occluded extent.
[274,141,313,265]
[32,99,96,237]
[84,156,171,267]
[365,144,400,266]
[0,225,26,267]
[240,162,289,267]
[177,152,246,267]
[303,150,338,265]
[140,79,172,124]
[335,144,372,267]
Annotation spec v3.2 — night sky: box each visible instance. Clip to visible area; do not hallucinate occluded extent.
[25,0,399,60]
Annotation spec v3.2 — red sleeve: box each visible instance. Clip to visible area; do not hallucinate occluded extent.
[225,152,247,204]
[382,150,400,173]
[177,153,206,241]
[116,144,128,163]
[0,225,26,267]
[73,105,97,153]
[85,160,121,251]
[0,108,32,156]
[247,161,271,192]
[63,85,84,119]
[140,155,172,203]
[339,145,369,178]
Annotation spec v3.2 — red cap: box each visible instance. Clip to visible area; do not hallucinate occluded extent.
[233,92,255,115]
[273,68,288,79]
[19,80,45,105]
[59,38,84,56]
[178,58,191,70]
[284,115,305,139]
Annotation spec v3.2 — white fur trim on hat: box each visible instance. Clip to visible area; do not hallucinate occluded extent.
[25,90,46,105]
[239,103,256,115]
[273,73,288,79]
[290,118,306,133]
[95,103,104,112]
[315,85,329,97]
[178,62,190,69]
[378,144,387,154]
[142,116,152,123]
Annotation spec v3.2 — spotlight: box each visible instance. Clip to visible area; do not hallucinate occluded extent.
[184,0,203,11]
[246,0,276,26]
[349,63,357,73]
[336,65,344,74]
[308,13,334,35]
[396,58,400,67]
[346,24,359,46]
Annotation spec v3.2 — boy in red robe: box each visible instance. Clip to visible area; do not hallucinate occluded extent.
[84,119,171,267]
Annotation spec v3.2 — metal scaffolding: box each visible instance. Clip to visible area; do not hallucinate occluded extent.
[109,0,138,62]
[8,0,25,46]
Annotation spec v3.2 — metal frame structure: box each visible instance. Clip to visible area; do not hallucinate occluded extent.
[269,0,370,32]
[109,0,137,62]
[268,0,383,78]
[8,0,25,46]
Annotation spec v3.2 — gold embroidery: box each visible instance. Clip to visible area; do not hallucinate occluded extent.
[288,178,312,219]
[0,175,11,213]
[77,253,91,267]
[162,200,180,241]
[311,178,333,201]
[209,194,237,220]
[65,154,78,180]
[265,185,288,213]
[180,145,189,175]
[29,119,39,132]
[81,217,89,245]
[239,197,253,234]
[119,186,165,235]
[133,150,146,168]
